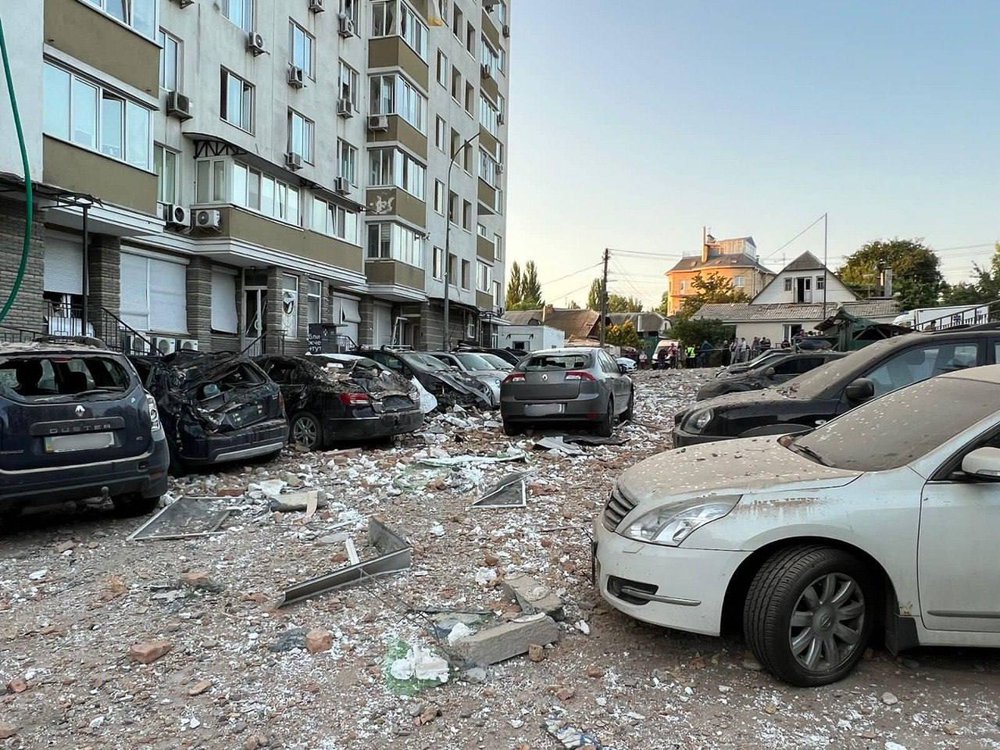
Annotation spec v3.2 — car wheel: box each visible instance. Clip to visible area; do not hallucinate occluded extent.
[595,398,614,438]
[502,421,521,436]
[744,545,875,687]
[622,389,635,422]
[112,493,161,518]
[291,412,324,451]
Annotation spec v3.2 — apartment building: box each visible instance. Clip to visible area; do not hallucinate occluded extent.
[664,233,775,316]
[0,0,510,354]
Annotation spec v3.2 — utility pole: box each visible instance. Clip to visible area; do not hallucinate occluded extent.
[822,212,828,319]
[442,131,481,350]
[599,248,609,347]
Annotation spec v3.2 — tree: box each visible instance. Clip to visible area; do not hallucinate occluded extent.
[587,279,603,311]
[518,261,544,309]
[607,321,641,350]
[837,238,944,310]
[505,262,523,310]
[656,291,670,317]
[566,300,582,309]
[670,317,735,349]
[586,278,643,312]
[677,272,751,319]
[940,242,1000,305]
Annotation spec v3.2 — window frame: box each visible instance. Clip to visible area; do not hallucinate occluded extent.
[153,144,179,204]
[222,0,254,33]
[288,109,315,163]
[157,28,181,92]
[289,20,316,80]
[220,68,254,133]
[83,0,158,39]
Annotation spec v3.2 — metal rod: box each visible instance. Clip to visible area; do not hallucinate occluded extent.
[81,203,90,335]
[823,212,828,318]
[599,248,610,346]
[443,131,480,351]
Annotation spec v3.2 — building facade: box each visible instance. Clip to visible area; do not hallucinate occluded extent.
[665,233,775,316]
[0,0,510,355]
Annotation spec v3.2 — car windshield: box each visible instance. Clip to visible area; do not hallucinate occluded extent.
[522,353,593,371]
[455,352,495,371]
[479,353,513,370]
[791,375,998,471]
[0,354,131,401]
[404,352,449,372]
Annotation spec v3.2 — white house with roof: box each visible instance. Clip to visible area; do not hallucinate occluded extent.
[692,252,898,343]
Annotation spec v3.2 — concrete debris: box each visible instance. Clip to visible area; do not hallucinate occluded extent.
[187,679,213,696]
[542,717,606,749]
[267,490,325,513]
[470,471,529,509]
[450,613,560,667]
[416,448,528,467]
[446,621,475,645]
[385,641,450,694]
[129,639,172,664]
[128,496,233,541]
[305,628,334,653]
[501,573,565,620]
[0,724,18,740]
[268,628,308,653]
[533,437,585,456]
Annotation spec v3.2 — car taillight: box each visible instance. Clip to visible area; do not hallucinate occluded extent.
[339,392,371,406]
[144,392,163,434]
[565,371,596,382]
[503,373,526,383]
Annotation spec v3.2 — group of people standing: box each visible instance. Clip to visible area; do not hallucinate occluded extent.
[724,336,774,365]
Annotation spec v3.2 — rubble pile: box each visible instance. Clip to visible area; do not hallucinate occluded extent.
[1,369,998,749]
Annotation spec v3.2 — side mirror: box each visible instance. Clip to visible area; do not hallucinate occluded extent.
[844,377,875,403]
[618,364,628,374]
[961,447,1000,481]
[764,366,776,378]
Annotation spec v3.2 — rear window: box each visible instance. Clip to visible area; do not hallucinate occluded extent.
[523,353,593,371]
[0,355,132,400]
[455,353,494,370]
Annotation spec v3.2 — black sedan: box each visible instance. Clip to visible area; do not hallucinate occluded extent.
[353,348,495,409]
[256,355,423,450]
[696,351,845,401]
[673,329,991,446]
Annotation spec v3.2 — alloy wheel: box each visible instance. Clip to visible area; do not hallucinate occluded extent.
[292,415,320,449]
[789,572,865,673]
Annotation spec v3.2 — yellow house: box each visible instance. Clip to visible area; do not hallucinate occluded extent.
[665,234,775,315]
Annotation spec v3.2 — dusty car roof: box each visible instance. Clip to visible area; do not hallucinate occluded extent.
[941,364,1000,384]
[0,340,119,356]
[527,348,600,356]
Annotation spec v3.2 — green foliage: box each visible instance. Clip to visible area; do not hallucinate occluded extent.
[677,272,751,318]
[586,278,643,312]
[670,317,735,349]
[566,300,582,309]
[656,290,670,316]
[837,238,944,310]
[940,242,1000,305]
[505,261,522,310]
[587,279,603,311]
[607,320,641,349]
[506,261,544,310]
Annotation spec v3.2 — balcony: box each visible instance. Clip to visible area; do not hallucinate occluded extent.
[477,180,497,214]
[368,115,428,159]
[43,137,157,215]
[368,38,429,90]
[365,260,426,297]
[477,234,495,262]
[365,187,427,228]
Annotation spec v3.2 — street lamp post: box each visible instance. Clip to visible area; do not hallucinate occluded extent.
[443,131,480,351]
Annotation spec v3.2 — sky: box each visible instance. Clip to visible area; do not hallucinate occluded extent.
[504,0,1000,309]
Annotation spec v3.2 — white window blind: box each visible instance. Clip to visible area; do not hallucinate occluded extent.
[211,271,238,333]
[119,252,187,333]
[44,238,83,295]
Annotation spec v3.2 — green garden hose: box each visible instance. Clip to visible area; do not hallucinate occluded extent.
[0,15,34,324]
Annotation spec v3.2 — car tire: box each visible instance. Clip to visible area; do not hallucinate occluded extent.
[502,421,521,436]
[743,545,876,687]
[595,398,614,438]
[290,412,324,451]
[622,389,635,422]
[112,493,161,518]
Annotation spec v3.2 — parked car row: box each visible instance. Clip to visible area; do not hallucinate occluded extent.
[595,327,1000,687]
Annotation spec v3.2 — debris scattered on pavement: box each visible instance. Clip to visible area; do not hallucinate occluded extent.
[543,717,607,749]
[501,573,565,620]
[128,496,233,541]
[384,640,450,695]
[533,436,585,456]
[450,613,560,666]
[471,471,529,508]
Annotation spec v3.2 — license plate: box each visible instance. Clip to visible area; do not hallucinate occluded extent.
[525,403,565,417]
[44,432,115,453]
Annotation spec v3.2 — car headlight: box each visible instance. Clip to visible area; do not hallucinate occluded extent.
[685,408,714,433]
[623,496,740,546]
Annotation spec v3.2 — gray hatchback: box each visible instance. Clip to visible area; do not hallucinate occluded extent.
[500,348,634,436]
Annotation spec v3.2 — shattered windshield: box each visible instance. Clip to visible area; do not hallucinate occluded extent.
[0,355,131,401]
[792,376,998,471]
[455,353,496,371]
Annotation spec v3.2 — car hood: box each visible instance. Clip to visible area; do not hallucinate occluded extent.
[618,437,859,511]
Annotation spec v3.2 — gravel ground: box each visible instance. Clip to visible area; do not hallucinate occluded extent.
[1,368,999,750]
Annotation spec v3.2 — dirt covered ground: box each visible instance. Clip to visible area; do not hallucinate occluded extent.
[1,369,998,750]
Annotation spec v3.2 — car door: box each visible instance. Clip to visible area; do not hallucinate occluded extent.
[918,428,1000,633]
[600,351,628,404]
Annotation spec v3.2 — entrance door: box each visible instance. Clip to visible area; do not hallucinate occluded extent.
[243,286,267,355]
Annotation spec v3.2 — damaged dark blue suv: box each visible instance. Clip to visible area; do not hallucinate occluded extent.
[0,341,169,519]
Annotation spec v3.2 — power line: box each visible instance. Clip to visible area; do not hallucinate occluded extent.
[762,214,826,260]
[538,260,602,286]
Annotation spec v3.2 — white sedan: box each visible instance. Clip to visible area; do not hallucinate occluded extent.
[594,364,1000,686]
[616,356,637,373]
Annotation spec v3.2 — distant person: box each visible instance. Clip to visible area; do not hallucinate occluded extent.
[751,336,761,358]
[685,345,696,369]
[781,339,791,349]
[639,351,648,369]
[698,340,712,367]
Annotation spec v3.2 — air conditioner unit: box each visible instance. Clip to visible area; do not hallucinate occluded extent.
[287,65,305,88]
[150,336,177,356]
[496,162,504,175]
[502,24,510,38]
[334,177,350,195]
[163,204,190,228]
[483,0,498,9]
[308,0,325,11]
[337,97,353,117]
[247,32,266,55]
[166,91,192,120]
[194,209,222,230]
[367,114,389,132]
[123,334,150,356]
[285,152,303,171]
[496,112,504,126]
[171,0,194,7]
[480,63,492,79]
[338,14,355,37]
[178,338,199,351]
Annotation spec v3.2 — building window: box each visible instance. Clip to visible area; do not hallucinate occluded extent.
[42,63,152,170]
[153,145,178,204]
[447,253,458,284]
[231,162,300,224]
[464,82,474,114]
[496,0,507,24]
[461,259,471,289]
[784,278,793,292]
[366,222,423,267]
[338,61,359,110]
[479,148,498,185]
[733,276,745,288]
[341,0,359,28]
[307,279,322,326]
[371,1,395,37]
[157,29,181,92]
[368,147,425,199]
[816,275,826,290]
[120,252,187,334]
[398,2,428,59]
[435,116,446,152]
[480,37,499,79]
[465,21,475,55]
[494,233,503,260]
[493,187,504,215]
[338,139,358,185]
[434,180,445,215]
[450,129,460,163]
[220,68,253,132]
[290,21,315,79]
[451,66,462,102]
[462,200,472,231]
[479,93,499,136]
[288,110,314,163]
[432,246,444,280]
[448,190,458,225]
[680,280,687,292]
[451,3,463,38]
[476,260,491,293]
[195,158,227,203]
[222,0,253,32]
[436,51,448,87]
[493,280,502,307]
[83,0,157,38]
[310,197,359,243]
[369,73,426,133]
[498,46,506,74]
[477,223,488,238]
[210,270,238,333]
[282,275,299,338]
